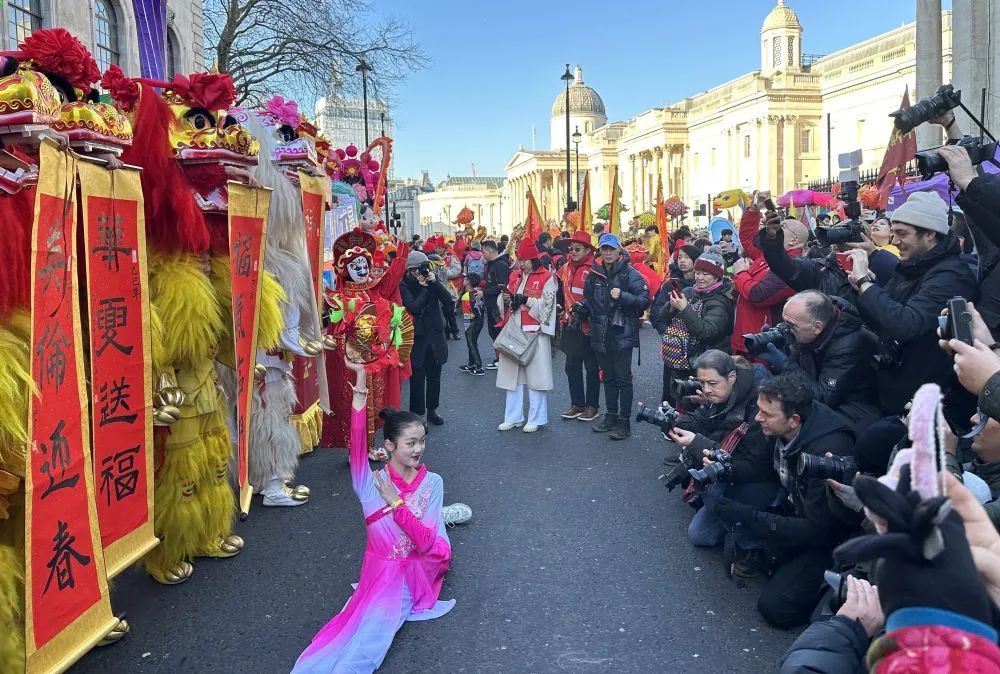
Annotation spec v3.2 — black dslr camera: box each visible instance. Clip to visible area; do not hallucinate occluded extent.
[743,322,791,355]
[673,378,702,398]
[815,181,865,246]
[796,452,858,484]
[635,401,680,432]
[890,84,999,179]
[688,449,734,485]
[938,296,975,345]
[417,262,431,277]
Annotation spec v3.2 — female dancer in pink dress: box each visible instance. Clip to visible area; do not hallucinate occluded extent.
[292,355,455,673]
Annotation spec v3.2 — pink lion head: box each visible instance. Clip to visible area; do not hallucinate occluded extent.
[264,95,300,127]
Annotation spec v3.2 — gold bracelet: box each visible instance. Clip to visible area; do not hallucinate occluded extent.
[389,498,404,510]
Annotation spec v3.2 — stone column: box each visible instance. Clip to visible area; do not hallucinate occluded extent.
[783,116,797,191]
[952,0,990,131]
[916,0,943,149]
[654,146,663,197]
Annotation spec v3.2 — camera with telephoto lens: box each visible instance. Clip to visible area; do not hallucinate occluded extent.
[635,401,680,432]
[937,296,975,345]
[890,84,963,134]
[568,302,589,330]
[743,322,792,355]
[796,452,859,483]
[688,449,734,485]
[815,181,865,246]
[916,135,998,179]
[673,378,702,397]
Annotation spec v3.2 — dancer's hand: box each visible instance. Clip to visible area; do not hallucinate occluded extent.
[343,352,367,393]
[374,469,401,507]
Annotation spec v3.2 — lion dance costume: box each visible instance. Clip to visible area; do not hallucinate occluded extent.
[100,64,271,584]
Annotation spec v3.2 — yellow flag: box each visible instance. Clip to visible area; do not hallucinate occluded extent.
[608,167,622,236]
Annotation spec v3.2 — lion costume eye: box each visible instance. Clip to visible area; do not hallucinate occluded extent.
[185,109,215,131]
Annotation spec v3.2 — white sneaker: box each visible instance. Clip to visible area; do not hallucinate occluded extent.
[498,421,524,431]
[441,502,472,526]
[522,424,542,433]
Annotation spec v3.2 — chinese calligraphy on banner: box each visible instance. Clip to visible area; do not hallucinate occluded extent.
[25,139,116,672]
[299,172,326,307]
[226,182,271,517]
[78,159,157,579]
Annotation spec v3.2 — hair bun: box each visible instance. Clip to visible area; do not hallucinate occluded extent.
[377,406,397,422]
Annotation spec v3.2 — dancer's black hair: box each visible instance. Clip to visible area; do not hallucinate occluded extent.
[378,407,426,444]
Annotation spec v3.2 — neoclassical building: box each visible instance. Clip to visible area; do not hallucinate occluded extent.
[1,0,204,78]
[416,175,504,235]
[505,0,995,231]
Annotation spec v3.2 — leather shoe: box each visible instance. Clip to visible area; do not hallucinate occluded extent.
[427,410,444,426]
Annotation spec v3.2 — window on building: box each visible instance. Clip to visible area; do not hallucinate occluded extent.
[710,148,716,167]
[772,36,782,67]
[585,121,590,132]
[787,36,795,67]
[6,0,43,51]
[166,28,178,79]
[94,0,120,72]
[800,128,812,154]
[693,153,699,171]
[856,118,865,146]
[744,135,751,159]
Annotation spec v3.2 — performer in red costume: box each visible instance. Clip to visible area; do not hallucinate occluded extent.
[321,228,411,453]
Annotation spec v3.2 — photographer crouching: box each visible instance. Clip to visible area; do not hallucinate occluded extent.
[749,289,881,435]
[712,371,857,629]
[644,350,778,573]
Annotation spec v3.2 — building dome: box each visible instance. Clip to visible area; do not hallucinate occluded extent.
[762,0,801,32]
[551,66,606,117]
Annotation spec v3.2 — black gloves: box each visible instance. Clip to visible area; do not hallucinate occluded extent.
[510,293,529,309]
[834,466,993,625]
[714,495,755,525]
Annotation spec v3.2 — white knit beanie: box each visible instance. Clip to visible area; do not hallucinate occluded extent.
[890,191,950,235]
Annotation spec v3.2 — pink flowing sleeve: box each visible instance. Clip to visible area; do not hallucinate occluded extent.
[392,479,451,560]
[350,407,375,497]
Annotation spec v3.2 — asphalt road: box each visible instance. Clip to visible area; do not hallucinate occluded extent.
[74,325,799,673]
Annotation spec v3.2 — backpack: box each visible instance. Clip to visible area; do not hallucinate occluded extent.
[465,251,486,278]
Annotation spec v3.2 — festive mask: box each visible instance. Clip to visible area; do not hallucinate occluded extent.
[0,60,61,128]
[346,255,370,283]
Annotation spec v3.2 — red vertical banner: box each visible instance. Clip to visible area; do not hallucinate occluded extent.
[25,140,115,671]
[299,172,326,306]
[227,182,271,517]
[78,160,157,578]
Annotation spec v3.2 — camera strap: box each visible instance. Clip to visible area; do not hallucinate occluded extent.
[719,422,750,456]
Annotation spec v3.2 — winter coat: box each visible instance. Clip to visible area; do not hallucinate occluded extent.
[653,279,736,357]
[732,209,801,353]
[582,256,650,352]
[786,298,880,433]
[982,372,1000,424]
[677,366,776,484]
[867,619,1000,673]
[778,616,869,674]
[484,253,511,323]
[855,236,979,415]
[758,228,857,301]
[970,458,1000,532]
[400,274,453,369]
[957,173,1000,336]
[720,401,857,550]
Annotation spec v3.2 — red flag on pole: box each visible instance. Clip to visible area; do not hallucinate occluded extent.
[525,189,544,243]
[656,177,668,278]
[876,87,918,209]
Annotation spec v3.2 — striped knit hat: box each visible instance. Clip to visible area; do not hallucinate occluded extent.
[694,246,726,278]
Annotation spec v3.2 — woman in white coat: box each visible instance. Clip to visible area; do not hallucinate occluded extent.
[496,238,558,432]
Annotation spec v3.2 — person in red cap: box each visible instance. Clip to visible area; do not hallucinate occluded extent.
[496,238,559,432]
[558,231,600,420]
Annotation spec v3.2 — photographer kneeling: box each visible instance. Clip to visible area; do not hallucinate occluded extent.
[713,371,857,629]
[756,290,881,434]
[657,351,778,569]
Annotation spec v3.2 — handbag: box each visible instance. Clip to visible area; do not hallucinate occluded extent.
[493,317,539,366]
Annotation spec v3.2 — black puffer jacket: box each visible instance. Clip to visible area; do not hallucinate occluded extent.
[855,236,978,415]
[582,255,650,351]
[957,173,1000,336]
[786,298,880,433]
[778,616,869,674]
[717,401,857,549]
[759,228,857,301]
[677,366,775,484]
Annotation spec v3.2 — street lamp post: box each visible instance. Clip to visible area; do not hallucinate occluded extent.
[561,64,574,214]
[572,126,582,207]
[356,59,371,146]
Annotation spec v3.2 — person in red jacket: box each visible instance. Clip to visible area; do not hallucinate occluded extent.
[558,231,600,421]
[730,196,809,354]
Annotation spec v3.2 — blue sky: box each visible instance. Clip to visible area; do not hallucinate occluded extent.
[376,0,949,182]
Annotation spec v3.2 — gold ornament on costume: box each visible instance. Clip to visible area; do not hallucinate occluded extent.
[0,62,61,127]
